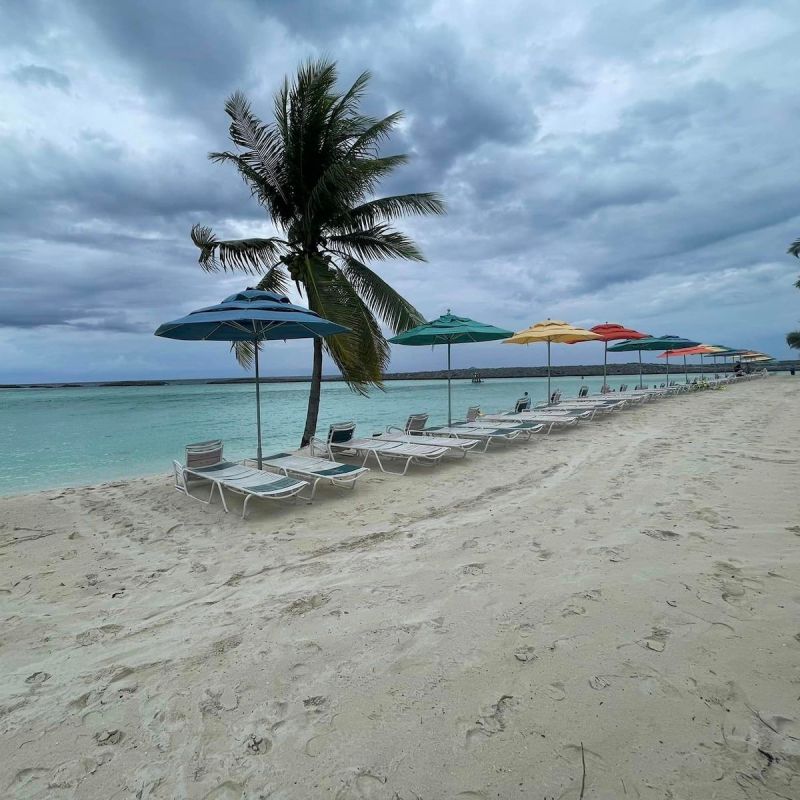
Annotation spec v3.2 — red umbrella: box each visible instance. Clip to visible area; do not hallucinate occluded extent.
[583,323,649,388]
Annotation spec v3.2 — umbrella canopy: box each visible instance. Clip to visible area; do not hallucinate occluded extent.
[657,344,727,381]
[154,289,347,341]
[505,320,602,399]
[389,312,513,425]
[657,344,721,357]
[155,289,350,467]
[582,322,649,387]
[608,335,701,387]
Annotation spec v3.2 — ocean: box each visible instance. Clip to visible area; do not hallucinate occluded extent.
[1,374,672,494]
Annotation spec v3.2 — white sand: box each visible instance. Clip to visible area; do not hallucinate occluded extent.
[1,377,799,799]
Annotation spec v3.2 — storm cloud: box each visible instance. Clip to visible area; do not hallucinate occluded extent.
[1,0,798,382]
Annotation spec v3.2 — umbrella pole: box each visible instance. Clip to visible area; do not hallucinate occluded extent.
[638,349,643,389]
[666,354,670,385]
[447,341,452,426]
[254,341,263,469]
[684,354,688,384]
[603,341,608,389]
[547,339,551,402]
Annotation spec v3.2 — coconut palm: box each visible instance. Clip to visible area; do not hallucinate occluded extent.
[192,59,445,445]
[788,238,800,348]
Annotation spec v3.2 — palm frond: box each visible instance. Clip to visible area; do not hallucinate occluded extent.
[788,238,800,258]
[191,225,286,273]
[302,257,387,392]
[344,111,404,158]
[787,330,800,350]
[233,340,256,370]
[333,193,446,228]
[223,91,288,205]
[255,265,291,295]
[328,225,425,262]
[338,255,424,333]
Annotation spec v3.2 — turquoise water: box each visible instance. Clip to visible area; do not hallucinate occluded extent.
[0,374,671,494]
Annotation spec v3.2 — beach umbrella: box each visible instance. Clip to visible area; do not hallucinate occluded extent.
[155,288,350,468]
[388,311,513,425]
[704,345,748,374]
[657,344,722,383]
[504,320,602,400]
[608,335,701,388]
[581,323,649,388]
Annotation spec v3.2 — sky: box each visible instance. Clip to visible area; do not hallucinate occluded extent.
[2,0,799,383]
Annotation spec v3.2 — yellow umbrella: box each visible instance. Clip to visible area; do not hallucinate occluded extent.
[504,319,602,400]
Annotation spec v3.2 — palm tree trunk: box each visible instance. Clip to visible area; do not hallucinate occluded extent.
[301,338,323,448]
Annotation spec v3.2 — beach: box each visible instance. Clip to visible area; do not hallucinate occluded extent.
[1,377,798,799]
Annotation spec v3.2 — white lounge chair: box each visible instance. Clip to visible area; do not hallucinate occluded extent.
[463,406,548,435]
[253,452,369,500]
[384,416,481,457]
[174,440,307,518]
[480,411,582,433]
[311,423,447,475]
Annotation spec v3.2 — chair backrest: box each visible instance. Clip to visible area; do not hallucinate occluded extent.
[405,413,429,432]
[328,422,356,444]
[578,386,589,397]
[466,406,481,422]
[514,396,531,413]
[549,390,561,404]
[619,383,628,392]
[185,440,224,469]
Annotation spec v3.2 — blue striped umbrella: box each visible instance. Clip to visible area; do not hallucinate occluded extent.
[155,289,350,467]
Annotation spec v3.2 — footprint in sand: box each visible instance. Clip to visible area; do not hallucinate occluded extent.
[334,771,387,800]
[461,563,486,576]
[587,545,628,563]
[639,627,670,652]
[282,594,329,616]
[244,733,272,755]
[642,529,681,541]
[465,695,516,748]
[561,604,586,617]
[589,675,612,690]
[545,682,566,701]
[25,671,51,686]
[76,624,123,647]
[513,646,537,663]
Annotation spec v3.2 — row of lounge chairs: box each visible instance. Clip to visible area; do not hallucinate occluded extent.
[173,373,765,517]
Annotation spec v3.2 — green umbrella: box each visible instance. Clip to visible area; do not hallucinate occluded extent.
[608,335,700,388]
[389,311,513,425]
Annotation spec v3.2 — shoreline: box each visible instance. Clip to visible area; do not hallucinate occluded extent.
[1,362,795,390]
[1,377,798,797]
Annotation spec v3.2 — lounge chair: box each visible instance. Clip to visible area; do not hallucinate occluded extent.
[253,452,369,500]
[174,440,308,518]
[480,410,582,433]
[463,406,548,435]
[311,422,447,475]
[384,417,481,457]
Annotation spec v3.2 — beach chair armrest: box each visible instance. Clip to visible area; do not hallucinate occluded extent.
[386,425,404,433]
[173,460,188,492]
[309,437,329,458]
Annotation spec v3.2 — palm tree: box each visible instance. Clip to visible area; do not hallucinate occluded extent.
[788,239,800,349]
[192,59,445,445]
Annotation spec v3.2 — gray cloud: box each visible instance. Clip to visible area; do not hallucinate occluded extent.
[0,0,798,383]
[9,64,70,91]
